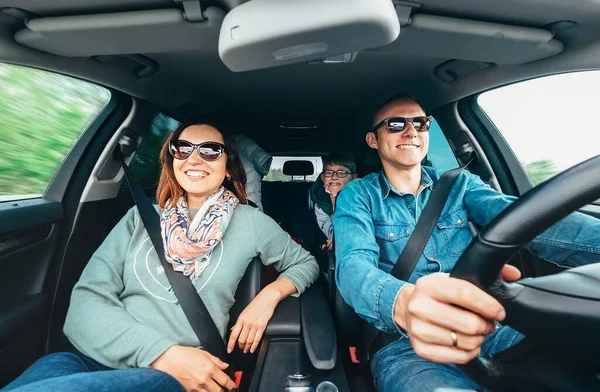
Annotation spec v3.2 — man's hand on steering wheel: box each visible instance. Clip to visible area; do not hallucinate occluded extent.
[393,264,521,364]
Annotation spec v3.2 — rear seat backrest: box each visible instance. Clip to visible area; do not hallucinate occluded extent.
[261,160,319,251]
[262,160,315,220]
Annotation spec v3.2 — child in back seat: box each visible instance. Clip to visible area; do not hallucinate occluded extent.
[310,152,357,252]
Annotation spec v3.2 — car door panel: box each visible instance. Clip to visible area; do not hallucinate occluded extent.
[0,199,63,386]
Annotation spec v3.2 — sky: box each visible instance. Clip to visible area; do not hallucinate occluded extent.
[478,70,600,172]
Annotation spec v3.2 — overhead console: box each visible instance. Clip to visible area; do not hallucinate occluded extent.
[217,0,401,72]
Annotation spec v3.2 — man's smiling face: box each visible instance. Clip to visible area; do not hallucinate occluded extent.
[367,100,429,170]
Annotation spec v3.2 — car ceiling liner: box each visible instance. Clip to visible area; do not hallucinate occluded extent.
[12,0,564,72]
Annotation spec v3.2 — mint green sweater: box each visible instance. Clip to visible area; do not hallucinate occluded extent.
[63,204,319,369]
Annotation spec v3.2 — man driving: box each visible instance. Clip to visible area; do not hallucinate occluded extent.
[333,95,600,391]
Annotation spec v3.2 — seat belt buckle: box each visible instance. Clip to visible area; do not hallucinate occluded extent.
[234,370,243,388]
[349,346,360,363]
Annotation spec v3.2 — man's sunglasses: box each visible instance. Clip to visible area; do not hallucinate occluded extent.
[169,140,227,161]
[372,116,432,134]
[322,170,353,178]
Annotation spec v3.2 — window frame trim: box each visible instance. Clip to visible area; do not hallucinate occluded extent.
[463,96,532,196]
[44,90,121,202]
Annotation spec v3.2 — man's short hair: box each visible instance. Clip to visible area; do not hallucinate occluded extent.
[321,152,356,174]
[370,94,422,138]
[372,93,419,125]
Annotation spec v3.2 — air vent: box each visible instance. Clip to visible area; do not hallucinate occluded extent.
[279,124,318,130]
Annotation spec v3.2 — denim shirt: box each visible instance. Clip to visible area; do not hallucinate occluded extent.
[333,166,600,334]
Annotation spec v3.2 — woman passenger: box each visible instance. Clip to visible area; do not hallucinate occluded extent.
[2,117,319,392]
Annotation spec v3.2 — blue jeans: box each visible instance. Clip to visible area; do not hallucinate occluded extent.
[370,326,524,392]
[1,352,184,392]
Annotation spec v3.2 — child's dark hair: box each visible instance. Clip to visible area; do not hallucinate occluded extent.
[321,152,356,174]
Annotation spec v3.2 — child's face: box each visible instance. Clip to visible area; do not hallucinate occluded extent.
[321,163,355,196]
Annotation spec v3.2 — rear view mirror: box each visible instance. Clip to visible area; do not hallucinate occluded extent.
[218,0,400,72]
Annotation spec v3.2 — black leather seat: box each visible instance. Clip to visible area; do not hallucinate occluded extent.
[226,257,264,385]
[261,160,321,255]
[56,259,262,392]
[262,160,314,224]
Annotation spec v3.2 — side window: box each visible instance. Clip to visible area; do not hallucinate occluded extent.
[130,113,180,187]
[0,63,111,202]
[264,157,323,182]
[478,71,600,187]
[427,117,459,171]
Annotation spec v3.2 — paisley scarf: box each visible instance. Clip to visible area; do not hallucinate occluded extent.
[160,187,239,280]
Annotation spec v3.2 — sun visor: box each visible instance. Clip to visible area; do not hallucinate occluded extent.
[14,7,226,57]
[218,0,400,72]
[371,14,563,65]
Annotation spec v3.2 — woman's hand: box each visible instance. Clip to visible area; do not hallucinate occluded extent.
[394,264,521,364]
[150,345,236,392]
[227,278,297,354]
[227,288,279,354]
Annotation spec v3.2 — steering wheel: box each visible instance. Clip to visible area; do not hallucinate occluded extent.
[450,154,600,392]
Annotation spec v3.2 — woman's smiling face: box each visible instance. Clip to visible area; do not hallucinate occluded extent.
[172,124,229,208]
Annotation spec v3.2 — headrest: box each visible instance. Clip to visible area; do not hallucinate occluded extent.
[283,160,315,176]
[358,148,382,177]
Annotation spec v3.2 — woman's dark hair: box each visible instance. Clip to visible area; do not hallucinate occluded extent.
[156,116,248,209]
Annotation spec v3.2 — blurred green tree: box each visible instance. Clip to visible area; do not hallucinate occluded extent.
[0,63,110,197]
[263,168,289,182]
[524,159,558,186]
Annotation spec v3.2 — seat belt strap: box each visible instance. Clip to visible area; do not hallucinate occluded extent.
[116,152,228,361]
[390,159,472,280]
[366,158,473,360]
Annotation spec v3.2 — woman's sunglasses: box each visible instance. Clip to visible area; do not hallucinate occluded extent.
[169,140,227,161]
[372,116,432,134]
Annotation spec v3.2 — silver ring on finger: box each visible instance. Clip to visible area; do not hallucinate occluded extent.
[450,330,458,348]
